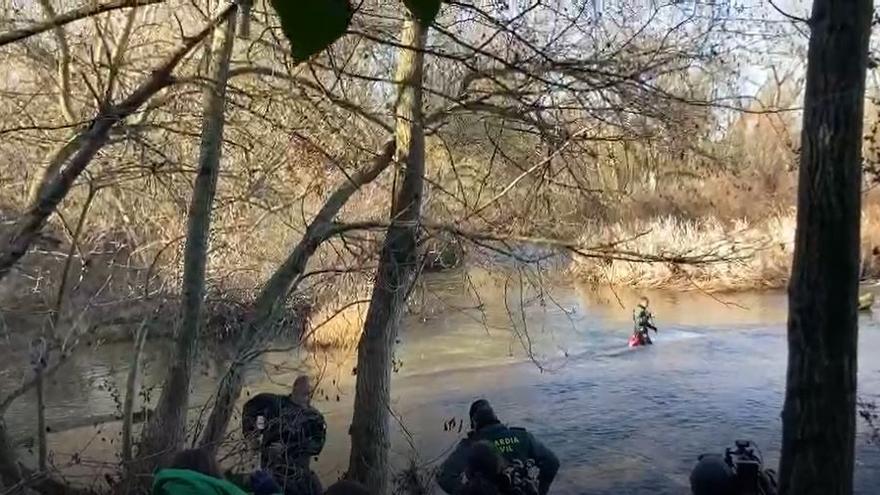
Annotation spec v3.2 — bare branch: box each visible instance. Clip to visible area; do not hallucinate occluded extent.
[0,0,165,48]
[36,0,76,124]
[0,3,239,283]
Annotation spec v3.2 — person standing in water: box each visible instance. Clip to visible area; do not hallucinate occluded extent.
[437,399,559,495]
[242,375,326,495]
[632,296,657,344]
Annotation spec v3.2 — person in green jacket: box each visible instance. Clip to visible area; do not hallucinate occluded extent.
[437,400,559,495]
[153,468,247,495]
[153,449,282,495]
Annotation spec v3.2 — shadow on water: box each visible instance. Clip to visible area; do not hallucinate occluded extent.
[2,268,879,493]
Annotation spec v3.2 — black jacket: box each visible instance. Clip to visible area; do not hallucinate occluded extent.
[241,392,326,460]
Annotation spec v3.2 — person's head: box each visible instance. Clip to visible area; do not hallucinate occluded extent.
[639,296,649,308]
[469,399,500,431]
[168,448,222,479]
[690,454,736,495]
[324,480,372,495]
[292,374,311,406]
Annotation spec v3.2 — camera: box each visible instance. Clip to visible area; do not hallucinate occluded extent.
[725,440,763,494]
[691,440,777,495]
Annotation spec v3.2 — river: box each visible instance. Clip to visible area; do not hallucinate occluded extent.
[3,268,880,493]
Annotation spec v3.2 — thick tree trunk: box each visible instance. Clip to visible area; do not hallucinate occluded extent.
[347,15,428,495]
[0,4,236,284]
[779,1,871,494]
[136,7,237,470]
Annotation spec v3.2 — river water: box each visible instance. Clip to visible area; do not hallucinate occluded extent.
[3,268,880,493]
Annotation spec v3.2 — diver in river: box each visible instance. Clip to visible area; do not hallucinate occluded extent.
[241,375,326,495]
[632,296,657,345]
[437,400,559,495]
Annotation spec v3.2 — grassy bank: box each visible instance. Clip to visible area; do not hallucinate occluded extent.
[569,206,880,292]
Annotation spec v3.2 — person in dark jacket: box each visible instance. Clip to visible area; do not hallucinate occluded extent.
[242,375,326,495]
[437,400,559,495]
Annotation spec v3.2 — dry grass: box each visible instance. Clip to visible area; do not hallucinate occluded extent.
[570,205,880,292]
[304,300,369,351]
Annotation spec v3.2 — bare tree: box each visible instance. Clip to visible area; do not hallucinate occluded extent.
[0,3,237,283]
[347,12,428,494]
[779,1,872,494]
[197,138,396,456]
[0,1,813,493]
[136,3,239,471]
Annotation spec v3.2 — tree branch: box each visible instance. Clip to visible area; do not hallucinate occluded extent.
[0,3,238,283]
[768,0,811,24]
[0,0,165,48]
[36,0,76,124]
[197,138,396,454]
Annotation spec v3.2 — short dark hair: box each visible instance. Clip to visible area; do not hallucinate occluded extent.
[324,480,372,495]
[168,448,222,479]
[469,399,500,430]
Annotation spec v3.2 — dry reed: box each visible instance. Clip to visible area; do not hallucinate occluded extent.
[570,206,880,292]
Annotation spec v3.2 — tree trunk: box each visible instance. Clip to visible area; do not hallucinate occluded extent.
[0,4,237,284]
[122,317,151,464]
[136,7,237,470]
[197,139,395,456]
[779,1,871,494]
[347,15,428,495]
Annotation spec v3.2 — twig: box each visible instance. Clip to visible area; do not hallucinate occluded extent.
[767,0,810,24]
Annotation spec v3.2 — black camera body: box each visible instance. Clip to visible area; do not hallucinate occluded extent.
[692,440,777,495]
[725,440,763,495]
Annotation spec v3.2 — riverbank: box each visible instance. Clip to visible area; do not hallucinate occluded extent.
[569,206,880,292]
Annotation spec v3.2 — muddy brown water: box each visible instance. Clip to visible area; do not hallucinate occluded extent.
[2,269,879,493]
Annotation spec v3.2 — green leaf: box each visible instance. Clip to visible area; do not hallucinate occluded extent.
[403,0,442,24]
[270,0,353,63]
